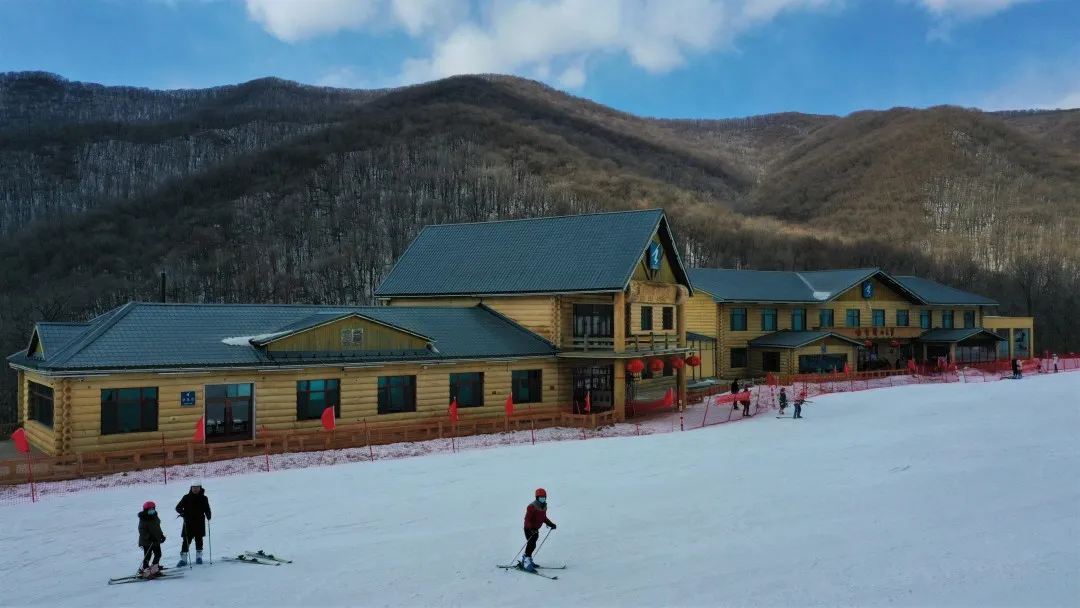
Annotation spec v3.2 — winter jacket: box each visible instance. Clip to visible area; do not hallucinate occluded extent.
[730,380,739,394]
[524,499,554,530]
[778,392,788,407]
[176,492,211,539]
[138,511,166,548]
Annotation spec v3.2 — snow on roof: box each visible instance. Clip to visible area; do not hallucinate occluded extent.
[221,332,285,346]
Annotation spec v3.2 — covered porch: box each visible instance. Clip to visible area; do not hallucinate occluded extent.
[748,331,863,376]
[557,347,695,421]
[916,328,1007,365]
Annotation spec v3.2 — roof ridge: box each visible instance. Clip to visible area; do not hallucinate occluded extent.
[419,207,663,230]
[48,302,138,367]
[474,304,559,350]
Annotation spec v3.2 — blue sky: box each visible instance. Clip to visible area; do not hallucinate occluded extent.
[0,0,1076,118]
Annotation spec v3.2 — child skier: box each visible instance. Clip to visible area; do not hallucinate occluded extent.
[138,501,166,578]
[176,480,212,566]
[520,488,556,573]
[778,387,788,415]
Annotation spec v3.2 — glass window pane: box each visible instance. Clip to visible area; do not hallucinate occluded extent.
[310,379,325,391]
[119,388,141,401]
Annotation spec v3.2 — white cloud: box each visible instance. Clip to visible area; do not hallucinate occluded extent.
[240,0,1049,90]
[914,0,1042,18]
[244,0,384,43]
[977,52,1080,111]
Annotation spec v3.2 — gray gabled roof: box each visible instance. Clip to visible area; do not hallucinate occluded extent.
[30,322,92,358]
[8,302,557,373]
[689,267,925,304]
[916,328,1006,343]
[749,330,864,348]
[375,208,693,297]
[893,276,998,306]
[249,312,433,346]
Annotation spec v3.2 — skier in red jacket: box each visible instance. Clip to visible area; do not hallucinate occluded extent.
[520,488,556,572]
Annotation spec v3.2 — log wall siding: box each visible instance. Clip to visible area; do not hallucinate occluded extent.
[383,296,558,342]
[266,317,429,352]
[58,358,563,453]
[22,372,58,454]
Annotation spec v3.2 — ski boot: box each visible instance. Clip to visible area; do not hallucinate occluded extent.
[176,552,189,568]
[139,564,161,579]
[195,550,203,565]
[521,556,536,573]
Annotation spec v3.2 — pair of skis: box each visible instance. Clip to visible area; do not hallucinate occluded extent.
[221,550,292,566]
[107,567,185,585]
[496,562,565,580]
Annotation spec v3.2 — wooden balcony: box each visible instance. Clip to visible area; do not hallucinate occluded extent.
[562,332,682,352]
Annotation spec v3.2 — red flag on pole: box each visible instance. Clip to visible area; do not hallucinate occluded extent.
[11,428,30,454]
[663,388,674,407]
[504,394,514,416]
[192,416,205,443]
[584,392,591,413]
[449,398,459,423]
[321,406,336,431]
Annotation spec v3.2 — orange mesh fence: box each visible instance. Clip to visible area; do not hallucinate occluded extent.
[3,357,1076,507]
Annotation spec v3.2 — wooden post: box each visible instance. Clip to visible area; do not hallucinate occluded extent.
[160,433,168,485]
[365,420,374,462]
[26,452,36,503]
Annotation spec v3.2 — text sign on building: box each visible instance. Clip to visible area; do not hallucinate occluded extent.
[180,391,197,407]
[648,243,662,271]
[861,280,874,299]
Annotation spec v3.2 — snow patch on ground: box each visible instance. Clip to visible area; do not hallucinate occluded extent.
[1,374,1077,606]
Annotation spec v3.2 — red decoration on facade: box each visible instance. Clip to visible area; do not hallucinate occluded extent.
[626,359,645,374]
[648,358,665,372]
[670,357,685,370]
[872,327,879,336]
[686,354,702,367]
[890,339,900,348]
[863,340,873,347]
[855,328,862,337]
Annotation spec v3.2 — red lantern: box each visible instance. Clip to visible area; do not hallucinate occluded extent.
[863,340,872,347]
[648,358,664,372]
[626,359,645,375]
[670,357,685,370]
[890,340,900,348]
[686,354,701,367]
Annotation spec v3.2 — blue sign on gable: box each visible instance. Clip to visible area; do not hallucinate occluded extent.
[861,280,874,299]
[180,391,197,407]
[647,243,662,271]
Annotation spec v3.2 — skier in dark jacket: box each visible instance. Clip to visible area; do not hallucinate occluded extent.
[176,480,212,566]
[138,501,166,577]
[520,488,556,573]
[778,387,788,415]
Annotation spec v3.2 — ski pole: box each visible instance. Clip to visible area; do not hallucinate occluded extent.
[207,518,212,565]
[506,532,535,566]
[532,528,553,559]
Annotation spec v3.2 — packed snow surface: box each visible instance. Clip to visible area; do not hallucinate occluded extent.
[2,374,1078,607]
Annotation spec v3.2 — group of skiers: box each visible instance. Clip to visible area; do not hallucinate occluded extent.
[137,482,552,577]
[136,481,212,579]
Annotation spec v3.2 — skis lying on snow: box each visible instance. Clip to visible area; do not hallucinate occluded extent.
[107,569,185,585]
[496,564,562,579]
[222,554,281,566]
[243,550,292,563]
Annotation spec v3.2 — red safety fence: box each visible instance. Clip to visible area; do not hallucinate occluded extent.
[3,357,1076,508]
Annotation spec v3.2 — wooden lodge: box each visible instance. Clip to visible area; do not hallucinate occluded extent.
[7,208,1035,456]
[684,268,1036,379]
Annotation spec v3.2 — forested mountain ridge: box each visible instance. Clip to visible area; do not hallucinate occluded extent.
[0,70,1077,423]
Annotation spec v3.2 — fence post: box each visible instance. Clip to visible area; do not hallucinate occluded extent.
[160,433,168,486]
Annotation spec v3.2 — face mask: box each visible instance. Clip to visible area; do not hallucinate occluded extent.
[147,509,156,515]
[537,497,546,504]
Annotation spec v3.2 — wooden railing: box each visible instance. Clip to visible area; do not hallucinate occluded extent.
[0,410,617,485]
[564,332,681,352]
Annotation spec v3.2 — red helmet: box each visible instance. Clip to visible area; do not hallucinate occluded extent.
[143,501,156,511]
[535,488,546,497]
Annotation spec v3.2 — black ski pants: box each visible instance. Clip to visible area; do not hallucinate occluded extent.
[181,534,204,552]
[141,543,161,568]
[794,402,802,418]
[523,528,540,557]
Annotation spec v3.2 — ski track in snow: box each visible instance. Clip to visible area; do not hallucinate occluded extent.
[0,373,1078,606]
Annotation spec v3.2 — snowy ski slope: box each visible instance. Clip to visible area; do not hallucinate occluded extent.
[1,373,1077,607]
